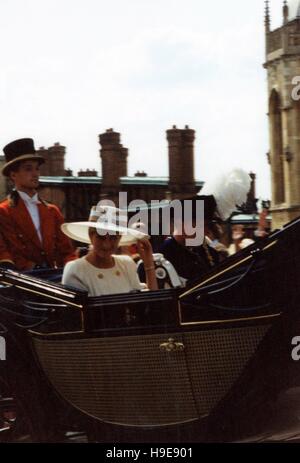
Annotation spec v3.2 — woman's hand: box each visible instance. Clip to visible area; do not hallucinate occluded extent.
[136,238,154,266]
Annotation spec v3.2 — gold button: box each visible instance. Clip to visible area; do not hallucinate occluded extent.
[98,273,104,279]
[115,270,121,276]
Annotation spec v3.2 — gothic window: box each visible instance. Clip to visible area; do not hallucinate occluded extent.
[289,34,300,46]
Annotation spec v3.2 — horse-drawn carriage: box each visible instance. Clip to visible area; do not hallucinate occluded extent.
[0,216,300,442]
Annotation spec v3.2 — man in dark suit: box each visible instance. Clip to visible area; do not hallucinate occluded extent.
[158,195,220,285]
[0,138,75,271]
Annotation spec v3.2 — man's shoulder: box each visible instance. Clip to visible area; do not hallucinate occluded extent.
[0,196,14,213]
[40,198,58,209]
[40,199,62,215]
[0,190,23,209]
[0,198,10,208]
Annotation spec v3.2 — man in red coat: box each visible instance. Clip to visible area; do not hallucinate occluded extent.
[0,138,76,271]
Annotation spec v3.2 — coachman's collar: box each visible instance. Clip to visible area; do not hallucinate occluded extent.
[8,190,49,208]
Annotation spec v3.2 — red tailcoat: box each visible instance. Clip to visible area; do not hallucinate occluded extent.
[0,192,76,270]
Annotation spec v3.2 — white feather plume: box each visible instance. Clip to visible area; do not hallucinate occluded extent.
[200,169,251,220]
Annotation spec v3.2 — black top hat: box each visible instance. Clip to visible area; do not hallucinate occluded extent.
[178,195,217,222]
[2,138,45,177]
[196,195,217,221]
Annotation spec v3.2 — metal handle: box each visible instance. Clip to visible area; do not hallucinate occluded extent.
[159,338,185,352]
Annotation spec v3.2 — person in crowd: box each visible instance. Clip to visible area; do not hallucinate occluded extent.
[158,195,220,285]
[254,208,270,240]
[159,169,252,284]
[227,225,254,256]
[61,205,158,296]
[0,138,75,271]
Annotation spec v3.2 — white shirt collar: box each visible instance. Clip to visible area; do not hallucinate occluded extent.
[17,190,41,204]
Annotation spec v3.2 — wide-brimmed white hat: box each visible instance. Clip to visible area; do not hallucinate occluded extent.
[61,205,149,246]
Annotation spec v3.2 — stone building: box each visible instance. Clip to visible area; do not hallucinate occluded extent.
[0,126,259,235]
[37,126,203,221]
[264,0,300,229]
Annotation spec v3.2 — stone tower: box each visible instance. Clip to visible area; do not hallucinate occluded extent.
[167,125,197,199]
[265,0,300,229]
[99,129,128,203]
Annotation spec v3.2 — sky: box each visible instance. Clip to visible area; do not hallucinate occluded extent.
[0,0,287,201]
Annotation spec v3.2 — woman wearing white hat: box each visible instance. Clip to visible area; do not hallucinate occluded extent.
[61,205,158,296]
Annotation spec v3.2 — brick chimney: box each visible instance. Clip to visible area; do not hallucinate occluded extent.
[167,125,197,199]
[36,146,50,176]
[99,129,128,202]
[47,142,66,176]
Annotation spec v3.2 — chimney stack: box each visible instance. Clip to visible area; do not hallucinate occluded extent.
[47,142,66,176]
[99,129,128,202]
[36,146,50,176]
[167,125,197,199]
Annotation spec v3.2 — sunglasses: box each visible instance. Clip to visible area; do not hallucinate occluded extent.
[94,231,121,241]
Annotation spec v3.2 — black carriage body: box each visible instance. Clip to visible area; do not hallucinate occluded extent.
[0,217,300,441]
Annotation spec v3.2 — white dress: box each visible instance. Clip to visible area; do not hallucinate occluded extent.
[62,255,145,297]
